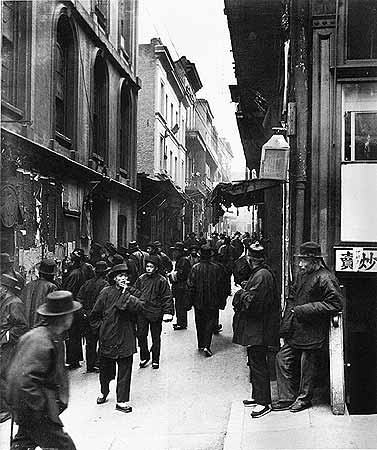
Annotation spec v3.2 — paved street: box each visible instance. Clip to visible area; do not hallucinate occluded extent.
[0,289,250,450]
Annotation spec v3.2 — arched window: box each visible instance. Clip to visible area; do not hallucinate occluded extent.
[55,15,76,143]
[119,81,132,173]
[93,55,108,161]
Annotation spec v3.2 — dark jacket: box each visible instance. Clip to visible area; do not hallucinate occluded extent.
[90,285,144,359]
[0,293,28,371]
[158,251,173,275]
[76,276,109,315]
[232,264,280,348]
[22,278,57,328]
[231,237,244,259]
[171,254,191,297]
[282,267,343,350]
[187,260,227,310]
[233,255,252,286]
[6,326,68,426]
[135,272,174,322]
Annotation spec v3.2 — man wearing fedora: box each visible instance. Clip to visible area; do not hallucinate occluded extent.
[127,241,148,277]
[187,245,227,357]
[153,241,173,277]
[90,263,145,413]
[0,274,28,423]
[7,290,80,449]
[170,242,191,330]
[77,260,110,373]
[135,255,173,369]
[273,241,343,413]
[232,243,280,418]
[22,258,58,328]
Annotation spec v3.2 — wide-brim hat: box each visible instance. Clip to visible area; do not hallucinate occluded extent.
[199,244,215,258]
[108,254,124,266]
[170,241,186,252]
[71,248,85,260]
[104,242,117,255]
[95,260,110,274]
[0,253,14,265]
[38,258,57,275]
[247,242,265,259]
[153,240,162,248]
[295,241,325,259]
[37,290,82,316]
[0,274,21,291]
[108,263,129,278]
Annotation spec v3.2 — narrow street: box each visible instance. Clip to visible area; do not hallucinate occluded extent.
[1,288,249,450]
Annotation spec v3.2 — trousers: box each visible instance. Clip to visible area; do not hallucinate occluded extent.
[137,316,162,363]
[99,354,133,403]
[11,420,76,450]
[275,342,319,403]
[84,327,98,370]
[194,308,218,349]
[174,292,188,327]
[247,345,271,405]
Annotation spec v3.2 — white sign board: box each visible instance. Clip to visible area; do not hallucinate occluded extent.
[335,247,377,272]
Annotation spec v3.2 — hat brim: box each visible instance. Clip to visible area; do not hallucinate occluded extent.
[37,300,82,316]
[294,254,325,258]
[108,269,128,278]
[95,268,110,274]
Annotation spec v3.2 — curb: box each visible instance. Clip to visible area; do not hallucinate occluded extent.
[223,401,245,450]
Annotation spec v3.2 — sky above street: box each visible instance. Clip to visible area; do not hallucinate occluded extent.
[138,0,246,180]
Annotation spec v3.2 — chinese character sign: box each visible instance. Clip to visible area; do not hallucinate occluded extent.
[335,247,377,272]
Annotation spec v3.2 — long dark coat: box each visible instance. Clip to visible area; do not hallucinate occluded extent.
[186,260,227,311]
[134,272,173,322]
[232,264,280,348]
[282,267,343,350]
[171,254,191,297]
[22,278,57,328]
[90,285,144,359]
[6,326,68,426]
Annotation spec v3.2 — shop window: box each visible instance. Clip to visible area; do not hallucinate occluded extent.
[55,15,76,144]
[1,1,27,110]
[93,55,108,161]
[119,0,135,61]
[119,81,132,173]
[117,215,127,247]
[347,0,377,60]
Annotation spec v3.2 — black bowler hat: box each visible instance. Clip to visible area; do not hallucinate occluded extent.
[128,241,139,252]
[108,254,124,266]
[108,263,129,279]
[295,241,324,259]
[38,259,57,275]
[247,242,265,260]
[153,240,162,248]
[145,255,160,268]
[170,242,185,252]
[37,290,82,316]
[95,261,109,274]
[199,245,215,258]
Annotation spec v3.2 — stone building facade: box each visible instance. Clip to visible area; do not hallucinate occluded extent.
[1,0,140,278]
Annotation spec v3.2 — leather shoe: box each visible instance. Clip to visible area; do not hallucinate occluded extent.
[251,405,271,418]
[290,400,312,413]
[243,399,257,407]
[139,357,150,368]
[213,324,223,334]
[173,324,187,330]
[152,362,159,369]
[271,400,294,411]
[115,404,132,413]
[203,348,213,357]
[96,396,107,405]
[0,411,11,423]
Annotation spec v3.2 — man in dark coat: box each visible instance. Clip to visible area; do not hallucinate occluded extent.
[6,290,81,449]
[90,263,144,413]
[187,245,227,357]
[22,258,57,328]
[135,255,173,369]
[153,240,173,276]
[170,242,191,330]
[231,231,244,260]
[62,248,94,369]
[184,232,199,250]
[232,243,280,418]
[273,241,343,413]
[0,253,25,291]
[0,274,28,423]
[128,241,148,277]
[76,260,109,372]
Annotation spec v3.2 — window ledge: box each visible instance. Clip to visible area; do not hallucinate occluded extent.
[1,100,23,119]
[55,131,72,149]
[118,168,129,179]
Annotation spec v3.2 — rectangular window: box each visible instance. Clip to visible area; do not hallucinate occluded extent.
[169,150,173,176]
[119,0,132,59]
[175,111,178,128]
[174,156,178,182]
[165,94,168,120]
[95,0,108,31]
[160,81,165,116]
[159,135,164,171]
[347,0,377,60]
[170,103,173,128]
[2,2,16,104]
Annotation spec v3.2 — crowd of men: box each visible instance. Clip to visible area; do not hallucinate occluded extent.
[0,231,343,448]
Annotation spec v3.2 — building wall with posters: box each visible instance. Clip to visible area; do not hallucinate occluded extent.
[1,0,140,279]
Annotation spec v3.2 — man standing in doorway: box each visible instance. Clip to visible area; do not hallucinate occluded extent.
[273,241,343,413]
[232,243,280,418]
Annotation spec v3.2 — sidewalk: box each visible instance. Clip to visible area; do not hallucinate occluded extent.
[224,398,377,449]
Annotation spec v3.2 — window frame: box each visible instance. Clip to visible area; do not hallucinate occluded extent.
[92,54,109,163]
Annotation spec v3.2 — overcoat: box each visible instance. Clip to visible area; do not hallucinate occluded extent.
[22,278,57,328]
[232,264,280,348]
[171,254,191,297]
[282,267,343,350]
[90,285,144,359]
[134,272,173,322]
[6,326,68,426]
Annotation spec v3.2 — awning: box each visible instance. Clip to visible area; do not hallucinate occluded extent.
[209,178,285,208]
